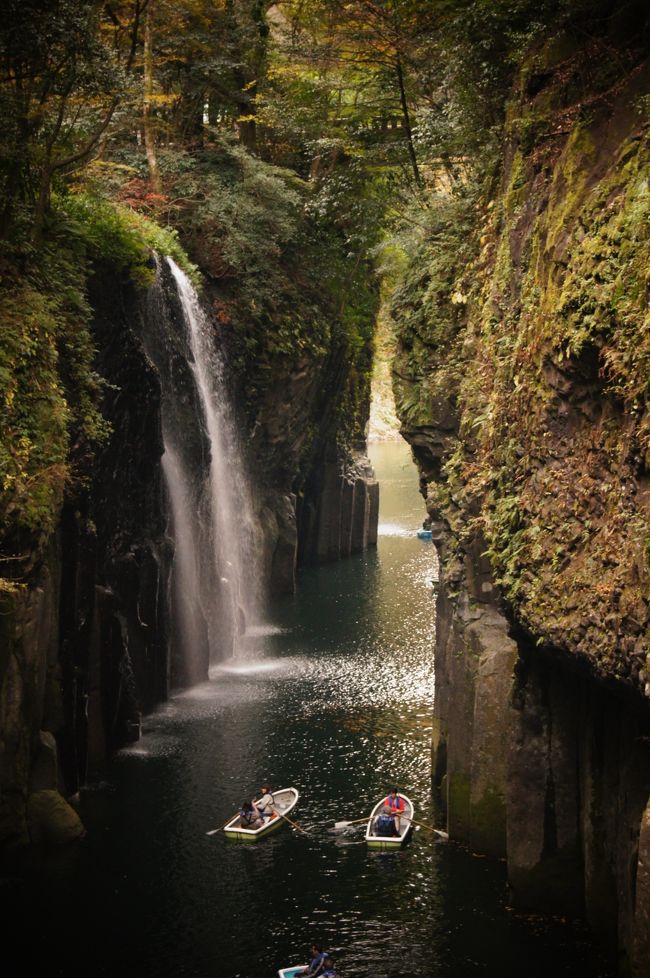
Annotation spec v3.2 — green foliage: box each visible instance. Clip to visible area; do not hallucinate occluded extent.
[155,139,380,452]
[55,192,198,285]
[0,237,105,571]
[388,4,650,681]
[0,0,126,235]
[0,191,199,585]
[389,183,480,427]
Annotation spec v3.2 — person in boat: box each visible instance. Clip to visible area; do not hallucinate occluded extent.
[375,803,399,837]
[384,786,406,833]
[255,782,275,820]
[321,955,340,978]
[239,800,263,829]
[296,945,329,976]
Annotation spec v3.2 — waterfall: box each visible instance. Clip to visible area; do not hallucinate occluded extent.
[142,256,263,684]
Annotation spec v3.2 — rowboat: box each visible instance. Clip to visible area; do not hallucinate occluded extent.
[223,787,299,841]
[277,967,306,977]
[417,528,432,540]
[365,794,413,849]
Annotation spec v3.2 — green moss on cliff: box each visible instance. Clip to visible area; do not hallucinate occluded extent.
[0,196,195,586]
[391,21,650,692]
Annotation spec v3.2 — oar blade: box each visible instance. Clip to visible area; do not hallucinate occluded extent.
[334,817,367,829]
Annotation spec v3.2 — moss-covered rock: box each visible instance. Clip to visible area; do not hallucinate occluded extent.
[394,17,650,698]
[391,5,650,968]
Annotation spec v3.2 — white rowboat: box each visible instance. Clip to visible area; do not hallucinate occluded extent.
[223,787,299,841]
[364,793,413,849]
[278,967,307,977]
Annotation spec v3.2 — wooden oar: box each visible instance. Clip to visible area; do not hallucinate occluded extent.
[334,816,369,829]
[334,814,447,838]
[206,813,237,836]
[407,817,448,838]
[272,806,309,835]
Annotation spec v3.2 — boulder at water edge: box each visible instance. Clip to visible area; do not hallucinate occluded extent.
[26,790,85,845]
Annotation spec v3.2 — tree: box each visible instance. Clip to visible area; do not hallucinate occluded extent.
[0,0,125,238]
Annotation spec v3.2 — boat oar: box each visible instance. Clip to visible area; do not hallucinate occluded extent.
[334,817,369,829]
[206,814,236,836]
[407,817,448,838]
[272,807,309,835]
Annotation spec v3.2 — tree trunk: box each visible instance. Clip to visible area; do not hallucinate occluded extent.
[395,58,421,185]
[32,165,52,242]
[143,0,162,194]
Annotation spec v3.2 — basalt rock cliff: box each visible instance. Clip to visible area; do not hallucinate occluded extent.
[392,6,650,974]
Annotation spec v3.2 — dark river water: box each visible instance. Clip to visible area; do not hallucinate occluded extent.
[2,441,613,978]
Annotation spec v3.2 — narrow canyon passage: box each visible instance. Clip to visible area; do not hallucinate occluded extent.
[0,442,612,978]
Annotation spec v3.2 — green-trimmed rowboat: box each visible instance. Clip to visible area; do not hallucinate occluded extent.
[223,787,299,841]
[364,793,413,849]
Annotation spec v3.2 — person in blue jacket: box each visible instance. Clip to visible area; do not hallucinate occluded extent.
[321,955,340,977]
[297,945,328,976]
[375,803,398,837]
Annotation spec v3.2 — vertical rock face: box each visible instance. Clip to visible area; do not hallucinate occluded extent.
[393,6,650,972]
[220,303,380,591]
[61,264,173,771]
[297,453,379,567]
[0,262,174,846]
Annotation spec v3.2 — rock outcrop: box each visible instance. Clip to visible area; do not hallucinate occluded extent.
[392,6,650,973]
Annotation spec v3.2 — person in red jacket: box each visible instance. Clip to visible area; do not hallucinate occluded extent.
[384,787,405,833]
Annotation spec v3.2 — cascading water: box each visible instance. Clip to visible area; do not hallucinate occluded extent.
[142,256,263,684]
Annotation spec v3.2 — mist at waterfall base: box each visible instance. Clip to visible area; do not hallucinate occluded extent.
[144,257,262,683]
[0,444,612,978]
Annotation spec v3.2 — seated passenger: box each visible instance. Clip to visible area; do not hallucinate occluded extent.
[255,782,275,820]
[297,944,328,976]
[321,956,340,977]
[239,800,263,829]
[375,804,398,837]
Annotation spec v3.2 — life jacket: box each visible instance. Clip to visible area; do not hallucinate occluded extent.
[386,794,405,812]
[239,809,257,827]
[376,813,396,836]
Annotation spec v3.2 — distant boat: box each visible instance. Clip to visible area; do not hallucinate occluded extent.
[416,528,432,539]
[223,787,299,841]
[365,794,414,849]
[278,968,307,978]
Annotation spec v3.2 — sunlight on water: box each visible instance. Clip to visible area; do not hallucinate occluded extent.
[377,521,415,537]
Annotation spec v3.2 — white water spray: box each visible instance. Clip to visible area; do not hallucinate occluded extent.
[142,256,263,681]
[166,257,262,649]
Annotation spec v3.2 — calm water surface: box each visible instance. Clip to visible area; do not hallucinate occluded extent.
[2,442,612,978]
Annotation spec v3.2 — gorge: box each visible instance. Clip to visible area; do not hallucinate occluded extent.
[1,1,649,976]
